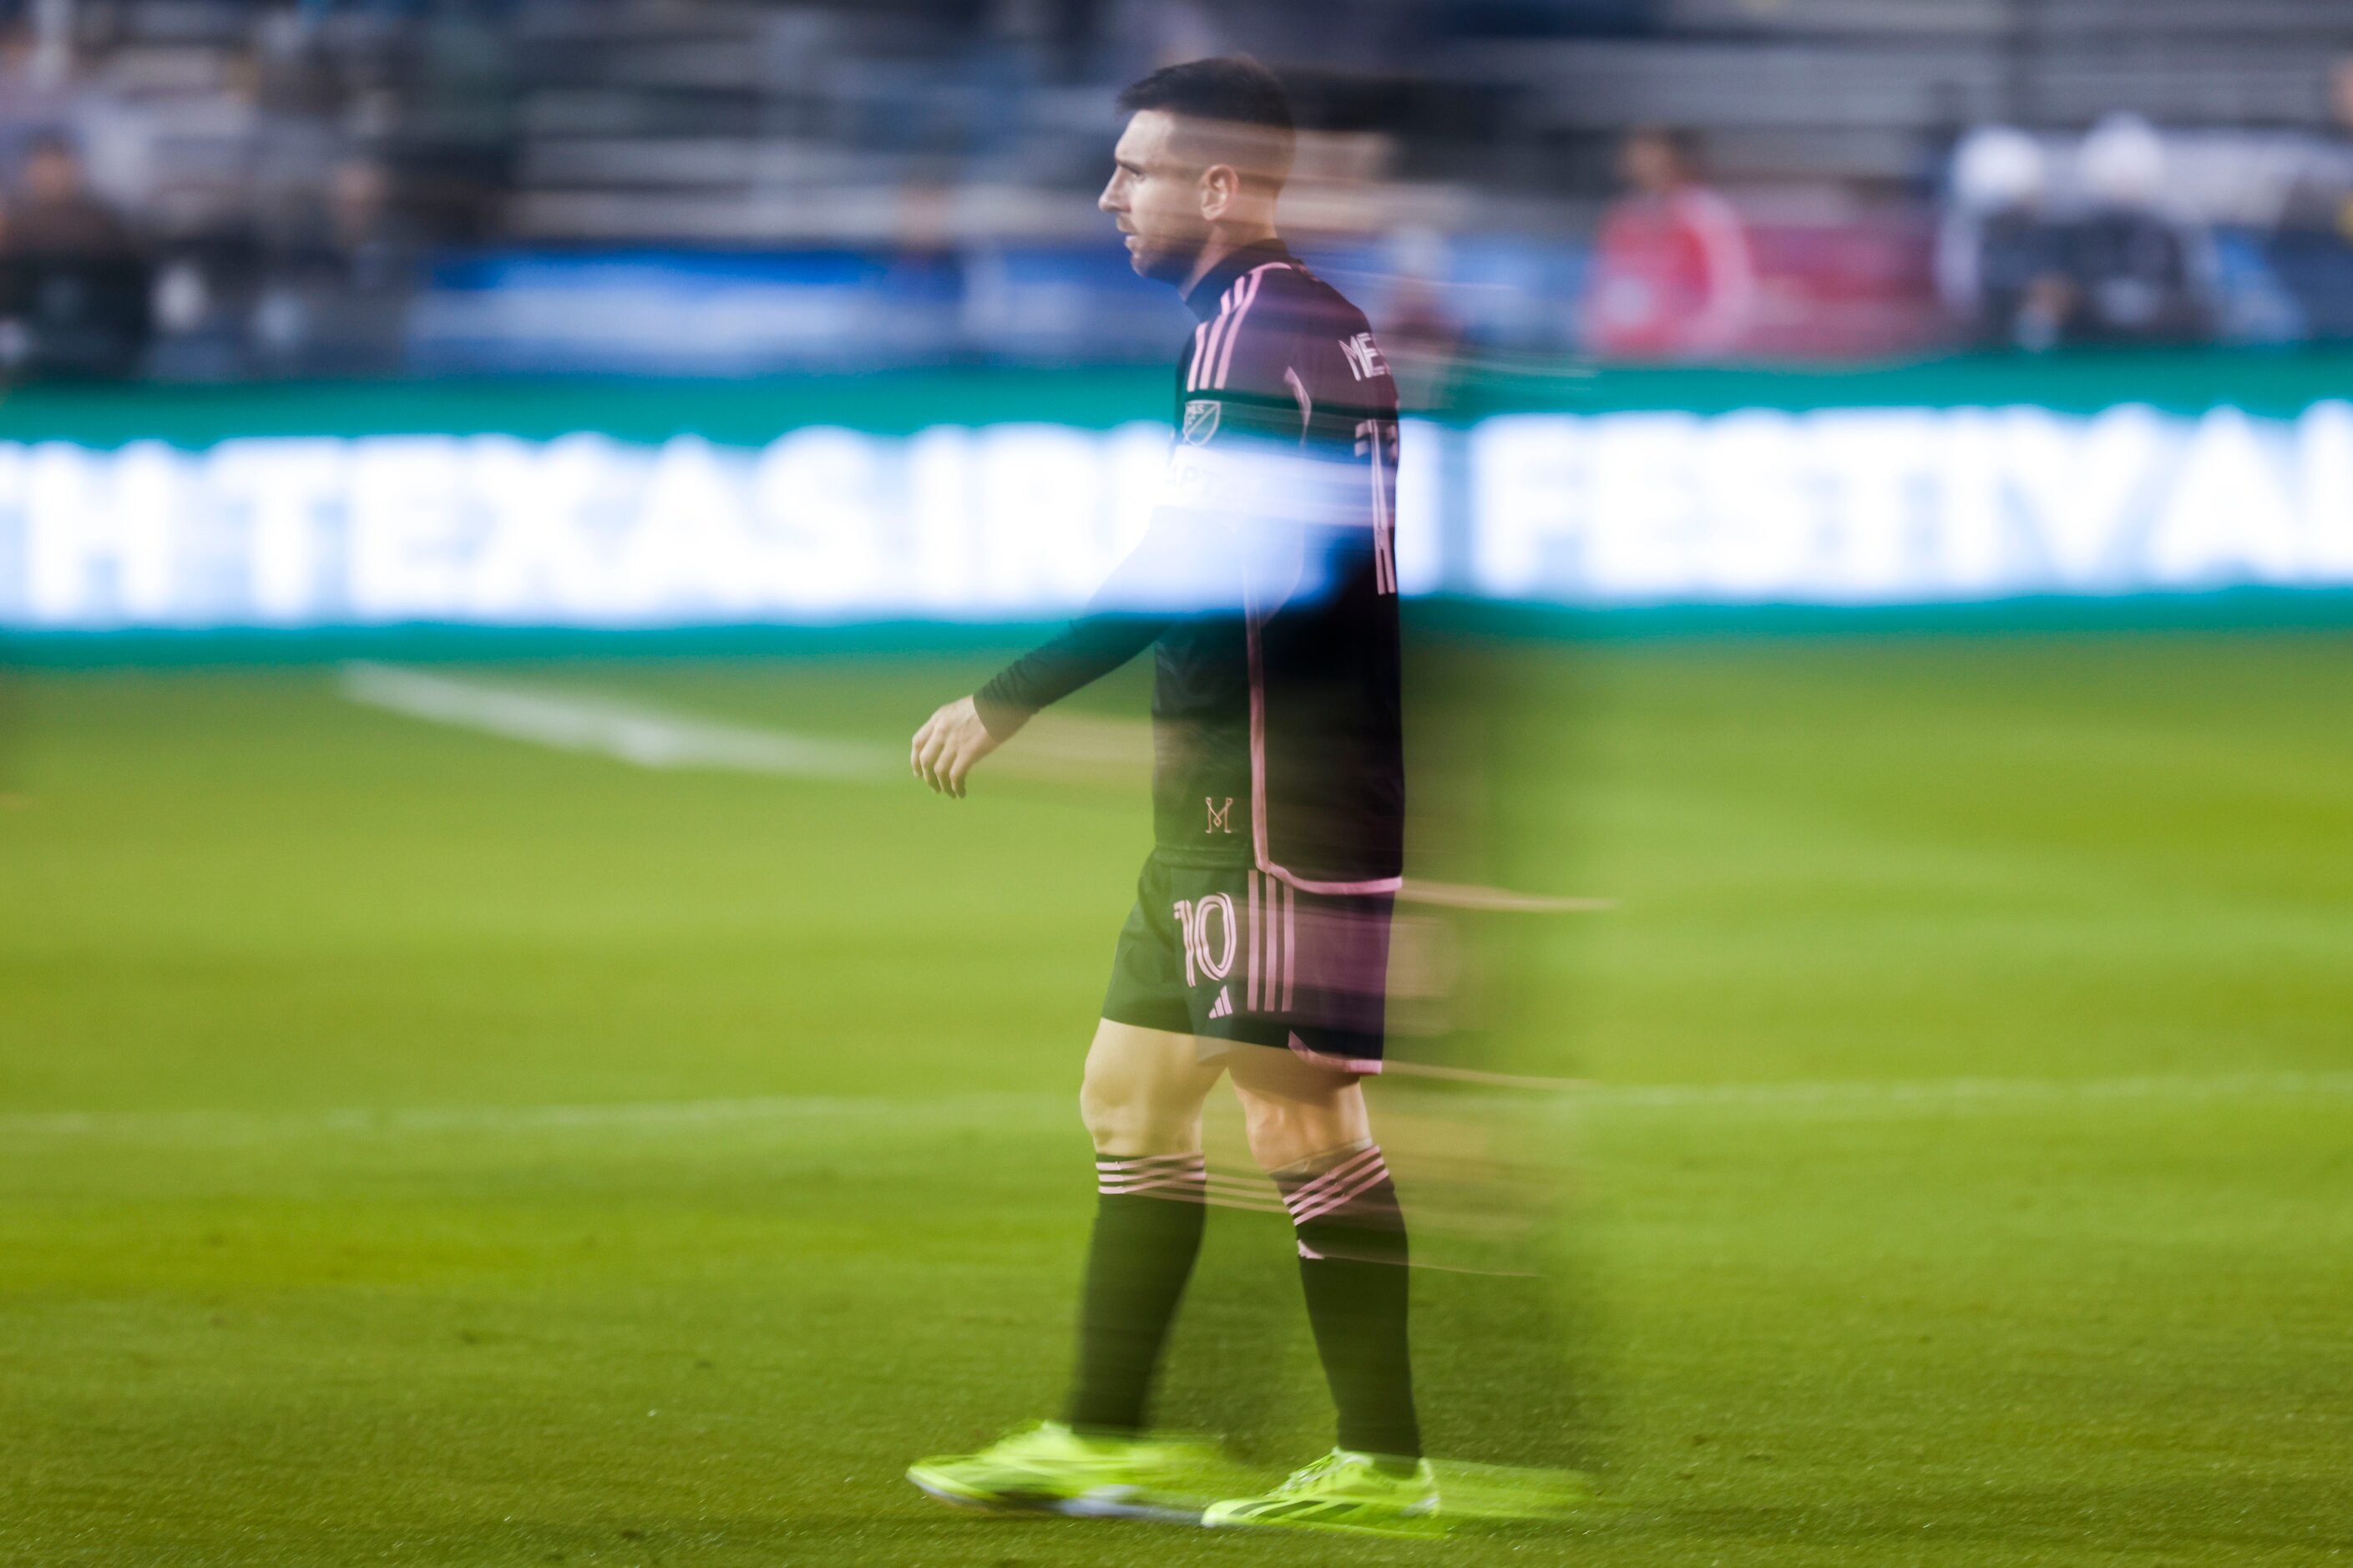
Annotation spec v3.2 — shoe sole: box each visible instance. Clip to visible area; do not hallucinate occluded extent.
[1204,1519,1441,1538]
[1054,1493,1205,1525]
[907,1472,1202,1525]
[907,1474,1049,1514]
[1202,1505,1440,1538]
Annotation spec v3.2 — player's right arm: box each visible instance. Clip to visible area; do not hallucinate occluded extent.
[909,514,1192,797]
[908,605,1166,797]
[910,295,1320,797]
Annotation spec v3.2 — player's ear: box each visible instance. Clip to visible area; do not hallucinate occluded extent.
[1198,163,1238,220]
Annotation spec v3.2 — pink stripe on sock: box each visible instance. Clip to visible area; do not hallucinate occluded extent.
[1288,1158,1391,1226]
[1281,1146,1384,1216]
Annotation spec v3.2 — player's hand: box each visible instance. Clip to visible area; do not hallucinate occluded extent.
[910,695,1003,798]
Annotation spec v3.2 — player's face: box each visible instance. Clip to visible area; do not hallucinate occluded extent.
[1101,110,1210,285]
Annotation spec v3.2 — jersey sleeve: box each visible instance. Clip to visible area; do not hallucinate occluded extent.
[970,282,1350,730]
[971,603,1168,734]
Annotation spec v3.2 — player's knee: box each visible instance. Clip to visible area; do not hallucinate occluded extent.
[1238,1095,1354,1174]
[1079,1077,1197,1157]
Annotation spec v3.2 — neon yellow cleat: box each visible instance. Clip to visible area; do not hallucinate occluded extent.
[1430,1459,1604,1525]
[1201,1449,1441,1537]
[906,1421,1201,1517]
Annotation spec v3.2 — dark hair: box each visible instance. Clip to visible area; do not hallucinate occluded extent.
[1120,57,1297,190]
[1118,55,1294,135]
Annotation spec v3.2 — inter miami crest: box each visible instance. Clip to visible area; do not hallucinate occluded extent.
[1182,398,1221,445]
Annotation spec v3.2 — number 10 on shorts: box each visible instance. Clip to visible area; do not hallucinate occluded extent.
[1171,894,1238,988]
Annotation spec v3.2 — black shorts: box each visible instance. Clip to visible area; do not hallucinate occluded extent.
[1100,852,1392,1071]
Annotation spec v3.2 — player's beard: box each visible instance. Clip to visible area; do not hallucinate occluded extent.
[1130,230,1205,288]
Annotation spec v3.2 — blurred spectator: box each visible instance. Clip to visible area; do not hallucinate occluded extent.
[8,132,133,258]
[0,18,75,179]
[1578,127,1756,362]
[2282,55,2353,240]
[2252,55,2353,341]
[0,132,149,377]
[250,156,419,376]
[2060,114,2218,346]
[887,177,969,364]
[1936,125,2072,352]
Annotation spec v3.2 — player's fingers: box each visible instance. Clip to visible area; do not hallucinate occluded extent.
[916,730,950,792]
[946,750,971,798]
[909,718,934,776]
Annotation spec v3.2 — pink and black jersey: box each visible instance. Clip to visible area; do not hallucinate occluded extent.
[975,240,1404,892]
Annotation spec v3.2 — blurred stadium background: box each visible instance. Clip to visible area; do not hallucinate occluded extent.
[8,0,2353,379]
[3,0,2353,624]
[3,3,2350,1566]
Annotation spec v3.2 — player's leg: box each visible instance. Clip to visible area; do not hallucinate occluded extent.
[1227,1046,1420,1464]
[1201,1044,1433,1532]
[908,862,1223,1513]
[1066,1019,1225,1435]
[1079,1017,1225,1157]
[907,1021,1222,1512]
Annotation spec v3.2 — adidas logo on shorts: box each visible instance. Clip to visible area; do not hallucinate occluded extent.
[1207,986,1233,1019]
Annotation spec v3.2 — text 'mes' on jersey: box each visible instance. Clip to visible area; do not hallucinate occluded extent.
[974,240,1404,892]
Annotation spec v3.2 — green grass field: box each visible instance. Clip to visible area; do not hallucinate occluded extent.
[4,625,2349,1567]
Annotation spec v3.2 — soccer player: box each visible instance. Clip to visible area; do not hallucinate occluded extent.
[903,56,1431,1536]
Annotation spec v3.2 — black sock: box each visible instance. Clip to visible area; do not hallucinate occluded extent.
[1064,1153,1208,1435]
[1278,1142,1422,1461]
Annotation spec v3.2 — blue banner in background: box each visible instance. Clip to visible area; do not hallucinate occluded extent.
[408,249,1192,376]
[3,401,2350,630]
[401,240,1608,377]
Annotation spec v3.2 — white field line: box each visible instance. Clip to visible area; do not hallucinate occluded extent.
[342,661,890,779]
[338,663,1609,908]
[342,660,1148,787]
[5,1072,2347,1148]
